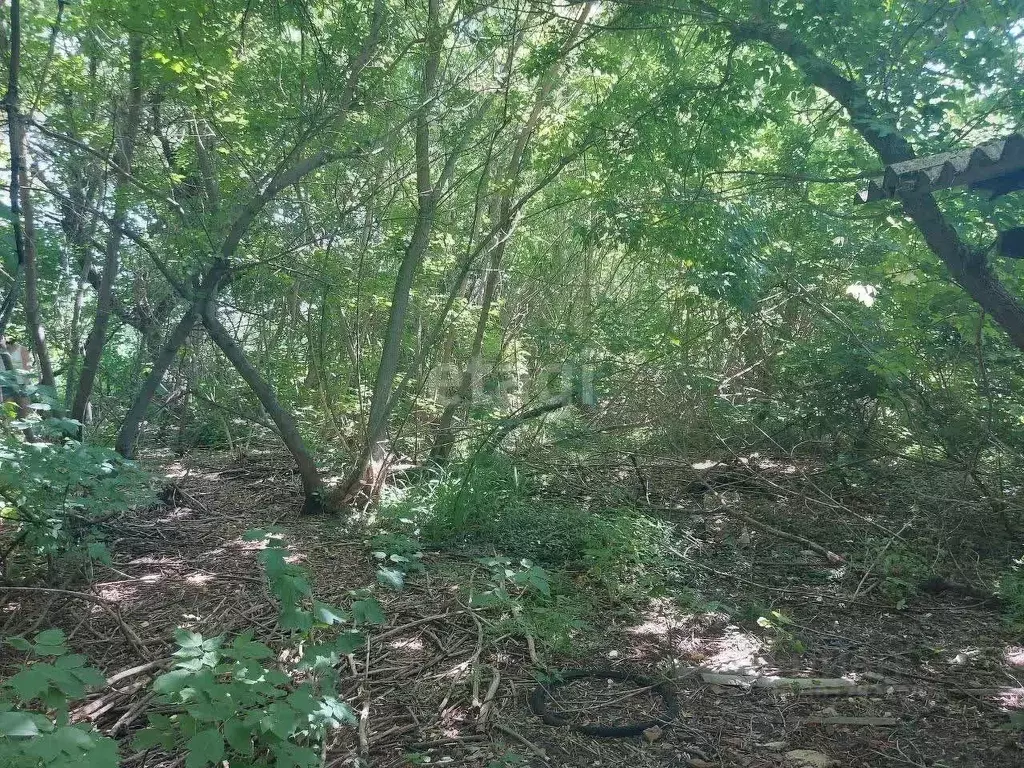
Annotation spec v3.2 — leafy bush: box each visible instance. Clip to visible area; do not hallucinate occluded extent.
[134,628,357,768]
[0,629,117,768]
[0,374,152,581]
[134,529,385,768]
[859,538,930,605]
[378,459,685,652]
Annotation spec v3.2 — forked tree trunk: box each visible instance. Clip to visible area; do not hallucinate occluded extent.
[115,1,383,467]
[115,261,229,458]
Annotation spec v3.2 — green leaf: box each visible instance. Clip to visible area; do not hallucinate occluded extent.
[313,601,348,625]
[469,590,505,608]
[376,568,405,591]
[33,628,67,655]
[8,666,52,700]
[223,718,254,755]
[228,632,273,660]
[335,631,366,655]
[279,606,314,631]
[133,726,175,751]
[271,741,320,768]
[174,627,204,650]
[0,710,42,737]
[262,701,298,739]
[316,696,357,727]
[185,728,224,768]
[55,654,86,670]
[6,636,32,652]
[153,668,193,695]
[351,598,385,626]
[72,665,107,688]
[86,541,112,565]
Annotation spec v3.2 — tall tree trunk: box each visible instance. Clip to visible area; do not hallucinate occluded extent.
[337,0,443,501]
[201,306,325,511]
[728,15,1024,351]
[17,135,55,387]
[71,35,144,425]
[64,250,93,407]
[1,0,26,342]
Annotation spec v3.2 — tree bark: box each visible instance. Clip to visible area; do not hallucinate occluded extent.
[18,139,55,387]
[72,35,144,425]
[728,16,1024,351]
[201,305,325,510]
[337,0,443,501]
[1,0,26,342]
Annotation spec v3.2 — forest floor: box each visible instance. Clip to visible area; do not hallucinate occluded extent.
[4,450,1023,768]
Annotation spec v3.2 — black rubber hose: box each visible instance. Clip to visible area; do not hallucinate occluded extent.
[528,669,679,738]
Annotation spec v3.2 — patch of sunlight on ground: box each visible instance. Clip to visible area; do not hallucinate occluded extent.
[155,508,202,524]
[626,597,696,637]
[1004,646,1024,667]
[97,585,140,604]
[993,687,1024,709]
[707,625,767,672]
[440,707,469,732]
[128,556,181,565]
[390,637,425,653]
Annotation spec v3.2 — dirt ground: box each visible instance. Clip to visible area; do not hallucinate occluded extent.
[2,450,1022,767]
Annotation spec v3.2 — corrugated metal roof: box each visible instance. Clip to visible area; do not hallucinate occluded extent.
[856,133,1024,203]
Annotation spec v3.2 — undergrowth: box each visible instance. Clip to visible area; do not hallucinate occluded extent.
[376,455,687,654]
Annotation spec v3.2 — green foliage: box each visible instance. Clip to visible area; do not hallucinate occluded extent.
[0,630,117,768]
[379,457,691,652]
[137,628,355,768]
[755,611,808,658]
[860,538,931,606]
[998,563,1024,628]
[370,532,424,593]
[135,530,376,767]
[0,376,152,580]
[469,556,552,608]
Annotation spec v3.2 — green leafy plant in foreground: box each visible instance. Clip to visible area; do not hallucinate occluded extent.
[470,556,551,609]
[0,374,152,581]
[133,529,385,768]
[0,629,117,768]
[134,628,357,768]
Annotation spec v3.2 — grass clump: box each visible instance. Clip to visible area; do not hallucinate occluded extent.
[375,455,689,654]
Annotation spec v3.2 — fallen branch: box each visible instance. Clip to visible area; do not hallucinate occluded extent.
[492,722,549,764]
[709,497,844,564]
[701,672,856,690]
[476,668,501,731]
[106,659,170,687]
[801,715,898,726]
[700,671,909,696]
[1,586,151,659]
